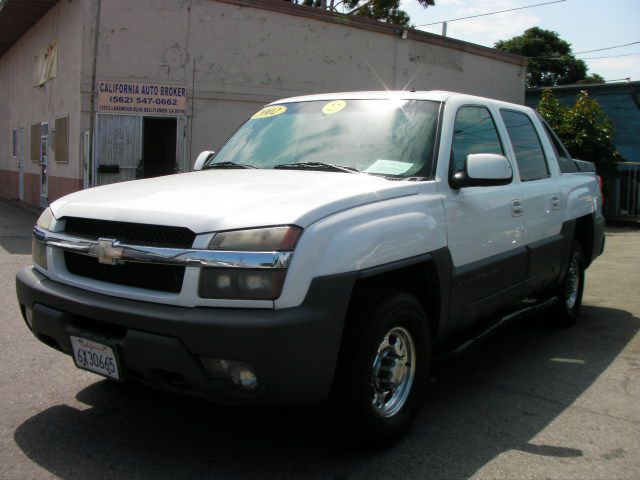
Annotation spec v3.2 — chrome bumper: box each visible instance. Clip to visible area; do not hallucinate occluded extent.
[33,225,291,269]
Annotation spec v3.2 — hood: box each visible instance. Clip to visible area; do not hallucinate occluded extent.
[50,170,420,233]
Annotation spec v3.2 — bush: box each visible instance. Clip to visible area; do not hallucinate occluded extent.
[536,89,624,175]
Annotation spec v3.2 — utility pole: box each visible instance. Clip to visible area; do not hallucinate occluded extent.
[441,21,447,37]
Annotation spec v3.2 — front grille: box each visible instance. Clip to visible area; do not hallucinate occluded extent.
[63,217,196,248]
[64,251,185,293]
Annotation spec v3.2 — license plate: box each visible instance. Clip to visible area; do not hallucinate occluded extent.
[70,336,121,380]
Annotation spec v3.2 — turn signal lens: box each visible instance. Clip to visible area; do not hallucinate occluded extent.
[209,226,302,252]
[32,238,47,269]
[36,207,54,230]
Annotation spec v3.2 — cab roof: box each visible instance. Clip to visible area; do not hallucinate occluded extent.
[271,90,455,104]
[270,91,525,110]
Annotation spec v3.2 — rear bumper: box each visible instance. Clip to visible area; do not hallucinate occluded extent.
[16,267,355,406]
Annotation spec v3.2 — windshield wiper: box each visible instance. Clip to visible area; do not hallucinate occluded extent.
[203,161,257,170]
[273,162,361,173]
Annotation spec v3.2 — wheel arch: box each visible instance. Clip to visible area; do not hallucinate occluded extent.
[348,249,451,342]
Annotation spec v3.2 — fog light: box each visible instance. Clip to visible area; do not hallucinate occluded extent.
[230,365,258,391]
[200,357,259,392]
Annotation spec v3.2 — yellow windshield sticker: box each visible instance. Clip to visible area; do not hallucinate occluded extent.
[251,105,287,119]
[322,100,346,115]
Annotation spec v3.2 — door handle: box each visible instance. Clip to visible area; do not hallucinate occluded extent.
[551,195,560,210]
[511,199,523,217]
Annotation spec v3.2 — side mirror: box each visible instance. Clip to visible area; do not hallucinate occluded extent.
[452,153,513,188]
[193,150,215,171]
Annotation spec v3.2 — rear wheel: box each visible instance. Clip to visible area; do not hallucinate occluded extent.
[332,289,430,447]
[552,242,585,327]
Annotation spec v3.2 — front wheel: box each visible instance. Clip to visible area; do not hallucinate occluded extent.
[332,289,430,447]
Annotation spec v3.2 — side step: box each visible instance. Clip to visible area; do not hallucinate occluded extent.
[437,296,559,361]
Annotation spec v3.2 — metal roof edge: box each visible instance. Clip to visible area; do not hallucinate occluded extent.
[526,80,640,93]
[214,0,527,67]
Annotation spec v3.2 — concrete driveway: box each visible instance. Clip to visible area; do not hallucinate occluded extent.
[1,199,638,479]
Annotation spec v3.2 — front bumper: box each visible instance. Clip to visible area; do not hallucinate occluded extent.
[16,267,355,406]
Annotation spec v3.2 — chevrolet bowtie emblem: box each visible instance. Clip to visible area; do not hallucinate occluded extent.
[88,238,124,265]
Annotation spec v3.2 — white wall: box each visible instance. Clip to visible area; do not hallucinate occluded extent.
[92,0,525,167]
[1,0,525,204]
[0,0,85,202]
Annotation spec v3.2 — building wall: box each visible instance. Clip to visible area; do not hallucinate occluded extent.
[0,0,85,206]
[2,0,525,208]
[92,0,526,167]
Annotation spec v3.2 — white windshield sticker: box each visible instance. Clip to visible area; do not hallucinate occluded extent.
[364,160,413,175]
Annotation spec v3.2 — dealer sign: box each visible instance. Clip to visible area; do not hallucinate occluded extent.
[98,80,187,116]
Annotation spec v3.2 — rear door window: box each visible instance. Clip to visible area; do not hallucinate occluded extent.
[538,117,579,173]
[500,110,549,181]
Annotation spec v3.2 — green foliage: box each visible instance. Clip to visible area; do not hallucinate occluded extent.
[578,73,605,84]
[537,89,565,131]
[495,27,602,88]
[283,0,434,27]
[536,89,624,174]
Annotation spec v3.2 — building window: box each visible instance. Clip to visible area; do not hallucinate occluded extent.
[55,116,69,163]
[12,129,18,157]
[30,123,40,162]
[33,39,57,86]
[500,110,549,181]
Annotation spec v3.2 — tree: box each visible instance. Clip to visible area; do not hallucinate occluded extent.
[495,27,602,88]
[536,89,624,174]
[283,0,435,27]
[578,73,605,84]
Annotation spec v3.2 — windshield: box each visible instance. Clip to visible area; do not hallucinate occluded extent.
[205,99,441,178]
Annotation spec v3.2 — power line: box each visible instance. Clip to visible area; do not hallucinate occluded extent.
[581,52,640,60]
[574,41,640,55]
[416,0,566,27]
[528,51,640,61]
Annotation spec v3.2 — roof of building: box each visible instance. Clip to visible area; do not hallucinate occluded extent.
[0,0,526,67]
[0,0,59,56]
[526,80,640,93]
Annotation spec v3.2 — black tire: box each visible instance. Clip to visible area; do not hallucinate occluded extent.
[332,289,431,447]
[552,241,585,327]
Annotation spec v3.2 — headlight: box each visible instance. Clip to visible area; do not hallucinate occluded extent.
[200,268,286,300]
[36,207,54,230]
[200,226,301,300]
[209,226,301,251]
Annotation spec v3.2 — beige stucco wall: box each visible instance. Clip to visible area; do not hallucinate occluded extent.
[93,0,526,166]
[1,0,525,206]
[0,0,85,204]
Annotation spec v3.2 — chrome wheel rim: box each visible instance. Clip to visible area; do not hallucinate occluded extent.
[371,326,416,418]
[565,258,580,310]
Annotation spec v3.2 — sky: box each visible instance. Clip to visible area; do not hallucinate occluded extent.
[399,0,640,82]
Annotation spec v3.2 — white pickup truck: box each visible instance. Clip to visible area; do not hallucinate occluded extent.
[17,91,605,445]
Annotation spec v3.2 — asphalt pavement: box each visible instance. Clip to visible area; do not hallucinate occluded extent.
[0,198,638,479]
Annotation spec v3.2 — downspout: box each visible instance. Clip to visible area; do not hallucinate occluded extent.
[87,0,101,187]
